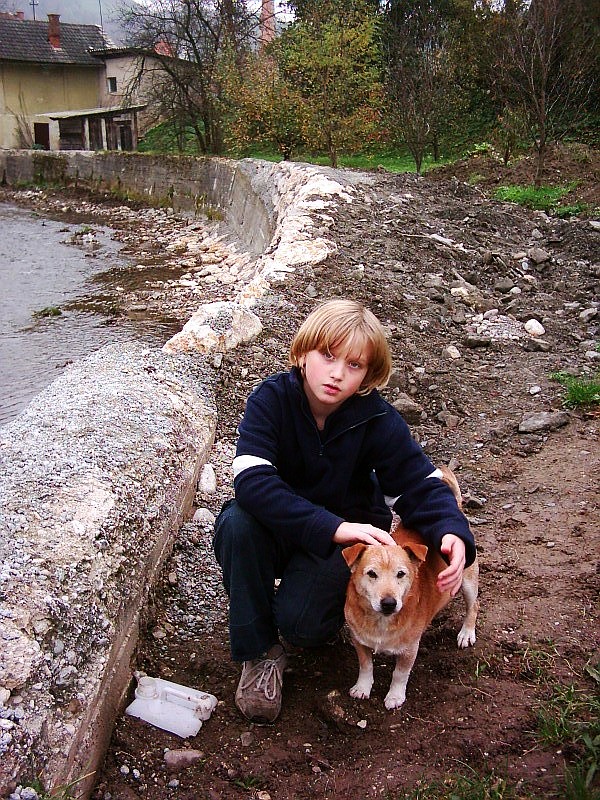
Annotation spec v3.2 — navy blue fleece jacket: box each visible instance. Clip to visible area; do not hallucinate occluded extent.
[233,367,476,566]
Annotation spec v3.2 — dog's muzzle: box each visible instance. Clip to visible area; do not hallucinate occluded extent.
[379,596,397,616]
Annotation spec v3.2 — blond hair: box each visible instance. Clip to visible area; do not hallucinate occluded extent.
[289,299,392,394]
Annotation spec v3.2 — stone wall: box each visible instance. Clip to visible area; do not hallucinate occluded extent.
[0,150,274,256]
[0,344,217,797]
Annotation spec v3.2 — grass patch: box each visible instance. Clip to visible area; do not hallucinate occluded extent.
[537,680,600,798]
[32,305,62,318]
[392,770,531,798]
[554,203,589,219]
[493,182,579,213]
[239,147,447,173]
[139,120,448,174]
[397,647,600,800]
[519,647,600,799]
[23,769,96,799]
[138,121,204,155]
[551,371,600,408]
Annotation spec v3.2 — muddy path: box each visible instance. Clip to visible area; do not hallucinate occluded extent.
[94,153,598,799]
[96,427,599,800]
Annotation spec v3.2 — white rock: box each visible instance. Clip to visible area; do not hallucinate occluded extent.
[524,319,545,337]
[163,301,262,355]
[198,463,217,495]
[192,507,216,526]
[444,345,461,360]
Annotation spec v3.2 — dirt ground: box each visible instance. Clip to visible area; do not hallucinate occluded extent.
[5,145,600,799]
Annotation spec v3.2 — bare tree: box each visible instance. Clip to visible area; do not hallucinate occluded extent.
[495,0,598,185]
[118,0,256,154]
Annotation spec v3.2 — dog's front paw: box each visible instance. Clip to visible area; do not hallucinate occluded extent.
[457,625,476,648]
[349,681,372,700]
[384,690,406,710]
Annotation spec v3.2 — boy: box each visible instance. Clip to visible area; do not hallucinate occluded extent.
[213,299,476,723]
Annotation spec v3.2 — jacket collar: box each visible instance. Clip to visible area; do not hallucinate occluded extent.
[289,367,388,434]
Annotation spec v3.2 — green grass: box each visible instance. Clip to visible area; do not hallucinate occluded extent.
[391,770,531,798]
[237,146,447,173]
[520,647,600,800]
[138,121,203,155]
[138,119,450,173]
[23,768,96,799]
[32,305,62,318]
[554,203,589,218]
[493,182,580,214]
[392,647,600,800]
[551,371,600,408]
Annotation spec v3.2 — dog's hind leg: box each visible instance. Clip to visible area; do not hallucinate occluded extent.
[385,641,420,710]
[457,559,479,648]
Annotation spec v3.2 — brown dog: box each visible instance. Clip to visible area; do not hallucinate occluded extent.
[342,466,479,709]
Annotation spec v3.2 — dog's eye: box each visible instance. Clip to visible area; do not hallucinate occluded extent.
[396,570,406,579]
[366,569,378,579]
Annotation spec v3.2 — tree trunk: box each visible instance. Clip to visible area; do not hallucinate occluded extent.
[534,138,546,188]
[328,129,337,168]
[432,131,440,162]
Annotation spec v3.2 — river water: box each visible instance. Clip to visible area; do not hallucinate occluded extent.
[0,203,182,426]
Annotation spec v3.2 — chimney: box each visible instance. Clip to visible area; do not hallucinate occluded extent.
[0,10,25,19]
[48,13,60,48]
[260,0,276,48]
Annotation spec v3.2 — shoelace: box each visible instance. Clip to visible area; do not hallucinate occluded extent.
[241,657,283,701]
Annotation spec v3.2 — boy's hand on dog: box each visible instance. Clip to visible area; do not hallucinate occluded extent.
[333,521,396,547]
[437,534,466,596]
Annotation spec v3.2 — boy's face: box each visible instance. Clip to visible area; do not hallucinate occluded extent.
[301,343,370,421]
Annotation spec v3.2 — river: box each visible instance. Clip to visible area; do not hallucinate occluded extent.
[0,203,181,426]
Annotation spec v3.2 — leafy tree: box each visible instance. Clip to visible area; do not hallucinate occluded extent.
[277,0,382,167]
[222,51,306,158]
[381,0,476,172]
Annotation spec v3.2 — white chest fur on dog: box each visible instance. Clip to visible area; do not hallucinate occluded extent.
[342,467,479,710]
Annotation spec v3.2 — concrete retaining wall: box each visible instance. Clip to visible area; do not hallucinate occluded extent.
[0,344,217,797]
[0,150,274,256]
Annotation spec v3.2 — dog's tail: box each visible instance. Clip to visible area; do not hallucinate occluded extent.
[439,465,462,508]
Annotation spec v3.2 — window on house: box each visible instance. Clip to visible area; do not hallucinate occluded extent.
[107,77,117,93]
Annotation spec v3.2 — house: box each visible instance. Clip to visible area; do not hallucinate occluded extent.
[0,12,147,151]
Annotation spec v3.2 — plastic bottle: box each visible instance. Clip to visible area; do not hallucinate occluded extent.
[125,673,218,738]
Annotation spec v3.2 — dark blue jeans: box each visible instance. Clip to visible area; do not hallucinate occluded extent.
[213,500,350,662]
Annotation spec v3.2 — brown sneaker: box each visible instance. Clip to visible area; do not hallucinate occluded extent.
[235,644,287,723]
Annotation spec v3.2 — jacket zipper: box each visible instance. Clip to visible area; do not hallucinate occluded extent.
[300,404,388,457]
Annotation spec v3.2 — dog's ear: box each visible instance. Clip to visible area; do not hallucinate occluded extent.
[342,543,368,569]
[403,542,428,563]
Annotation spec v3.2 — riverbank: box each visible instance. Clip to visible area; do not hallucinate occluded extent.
[0,201,188,424]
